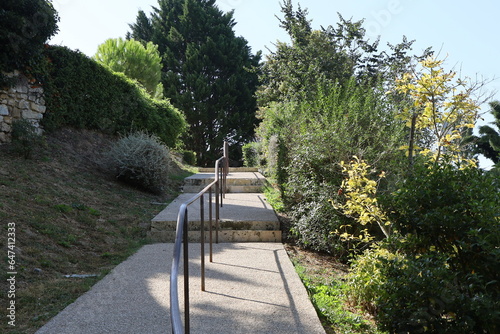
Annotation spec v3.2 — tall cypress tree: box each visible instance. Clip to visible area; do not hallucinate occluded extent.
[126,10,153,43]
[129,0,261,165]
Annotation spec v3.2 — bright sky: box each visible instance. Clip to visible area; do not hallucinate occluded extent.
[50,0,499,167]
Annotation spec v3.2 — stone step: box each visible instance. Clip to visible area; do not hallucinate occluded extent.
[149,230,282,243]
[198,167,259,173]
[182,172,267,193]
[150,192,281,243]
[151,219,280,232]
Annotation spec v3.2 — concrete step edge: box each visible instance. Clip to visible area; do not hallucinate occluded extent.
[198,167,260,172]
[182,186,265,193]
[183,178,268,185]
[151,219,280,232]
[148,230,282,243]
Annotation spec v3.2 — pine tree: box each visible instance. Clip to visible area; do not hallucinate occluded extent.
[94,38,164,98]
[128,0,261,165]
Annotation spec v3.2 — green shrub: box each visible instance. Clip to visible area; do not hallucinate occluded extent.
[290,189,356,260]
[263,185,285,213]
[242,141,262,167]
[103,132,171,194]
[41,46,187,147]
[378,251,499,333]
[346,245,403,315]
[295,261,382,333]
[347,244,500,333]
[383,164,500,287]
[348,164,500,333]
[182,150,197,166]
[10,119,44,158]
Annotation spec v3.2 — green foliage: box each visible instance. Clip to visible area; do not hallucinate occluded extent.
[10,119,44,158]
[349,244,500,333]
[103,132,172,194]
[259,9,355,104]
[255,3,425,255]
[182,150,197,166]
[258,1,423,107]
[126,10,153,43]
[128,0,261,165]
[378,251,497,333]
[0,0,59,84]
[347,165,500,333]
[263,184,285,213]
[468,100,500,165]
[42,46,186,147]
[385,164,500,273]
[94,38,164,98]
[260,79,406,255]
[346,245,403,315]
[259,8,499,332]
[291,191,353,259]
[295,262,383,333]
[241,142,262,167]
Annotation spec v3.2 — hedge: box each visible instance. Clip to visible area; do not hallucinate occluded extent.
[42,45,186,147]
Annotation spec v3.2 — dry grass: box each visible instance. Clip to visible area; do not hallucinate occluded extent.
[0,128,191,333]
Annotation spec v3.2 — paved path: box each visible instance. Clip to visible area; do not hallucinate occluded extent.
[36,171,326,333]
[36,243,326,334]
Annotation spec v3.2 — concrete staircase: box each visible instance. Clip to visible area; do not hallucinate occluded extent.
[182,170,267,193]
[149,168,282,242]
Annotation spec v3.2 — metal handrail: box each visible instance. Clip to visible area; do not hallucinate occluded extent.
[170,142,229,334]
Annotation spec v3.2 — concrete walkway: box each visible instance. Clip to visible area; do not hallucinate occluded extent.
[36,243,326,333]
[36,171,326,333]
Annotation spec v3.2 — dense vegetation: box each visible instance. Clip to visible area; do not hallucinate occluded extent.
[257,1,424,257]
[468,101,500,167]
[0,0,58,85]
[254,1,499,333]
[346,164,499,332]
[42,45,186,148]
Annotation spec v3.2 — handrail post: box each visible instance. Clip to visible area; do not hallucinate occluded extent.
[200,195,205,292]
[224,140,229,175]
[220,162,224,206]
[215,177,219,244]
[209,186,213,263]
[183,210,190,334]
[224,141,229,198]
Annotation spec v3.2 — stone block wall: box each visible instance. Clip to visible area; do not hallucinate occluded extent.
[0,71,46,143]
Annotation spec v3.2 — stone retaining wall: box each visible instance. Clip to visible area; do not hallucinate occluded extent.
[0,71,46,143]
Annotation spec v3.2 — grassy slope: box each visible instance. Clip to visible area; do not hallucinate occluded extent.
[0,128,192,334]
